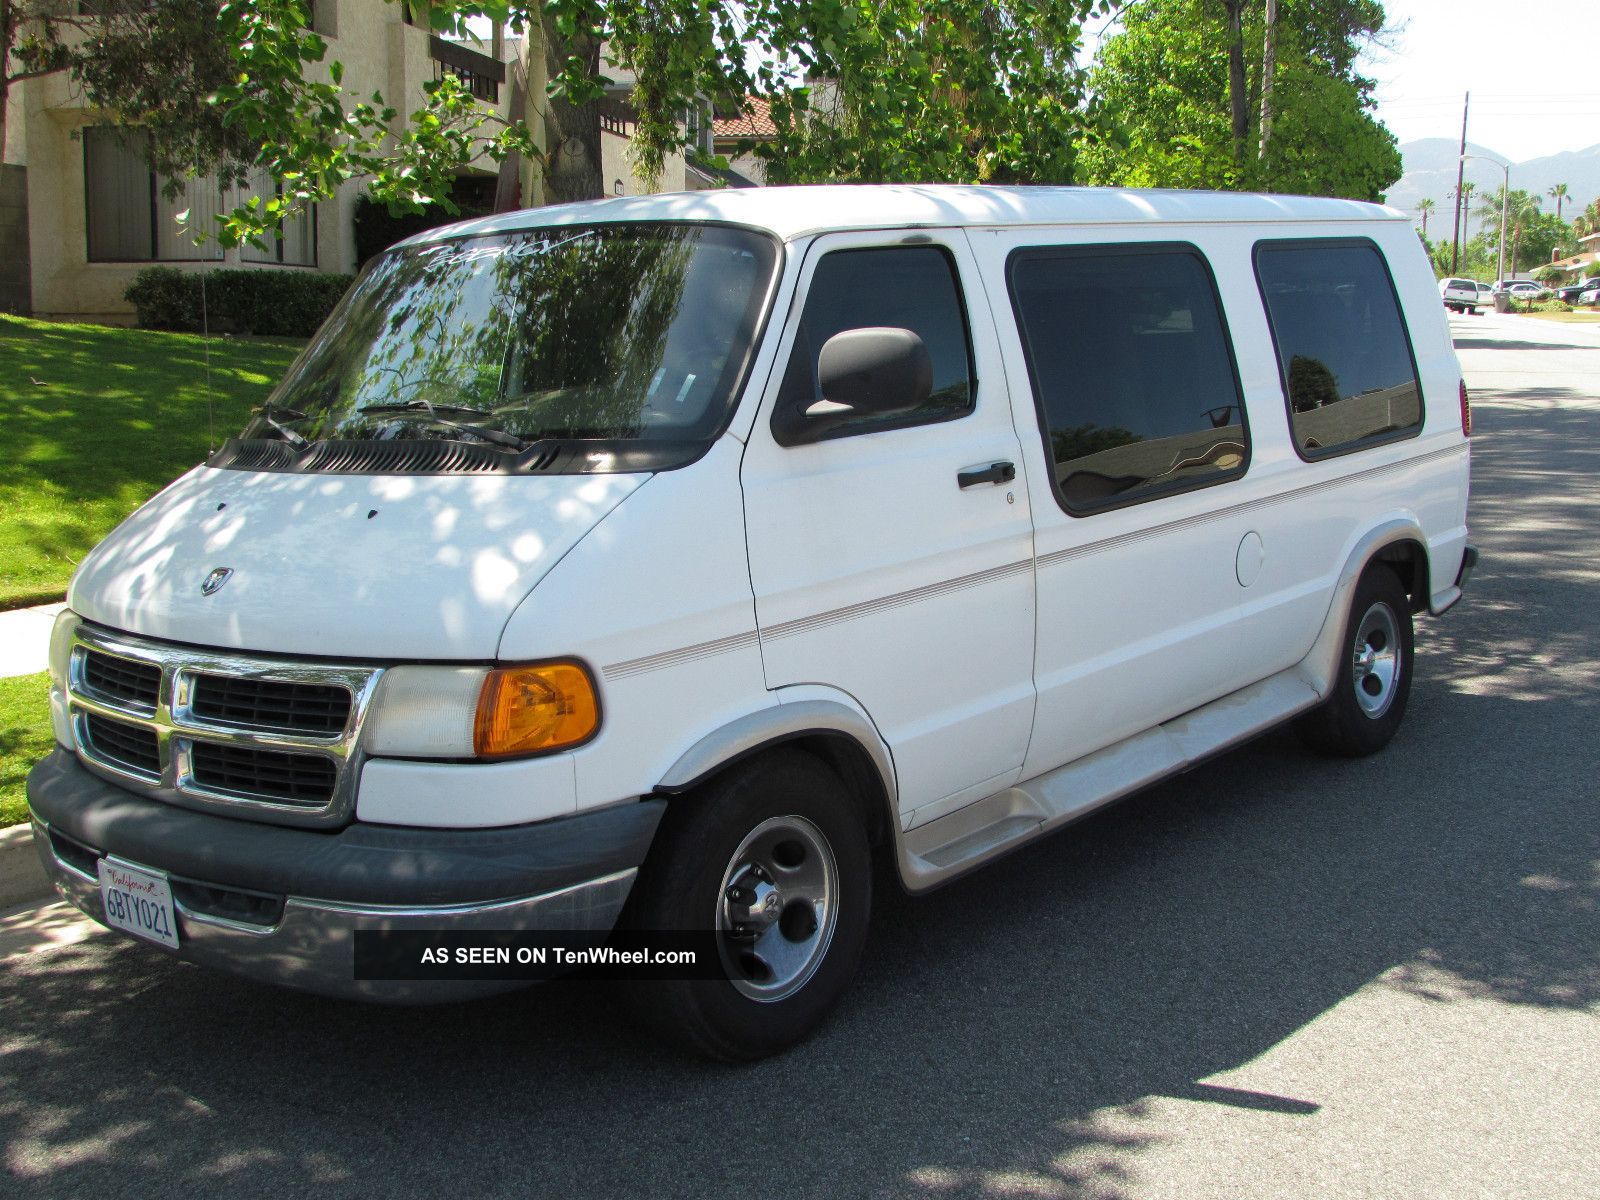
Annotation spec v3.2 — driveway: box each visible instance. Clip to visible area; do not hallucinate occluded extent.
[2,312,1596,1198]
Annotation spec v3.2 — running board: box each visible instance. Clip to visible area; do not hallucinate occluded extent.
[897,668,1323,892]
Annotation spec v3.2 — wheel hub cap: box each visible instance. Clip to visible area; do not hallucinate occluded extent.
[1352,601,1401,718]
[715,815,839,1003]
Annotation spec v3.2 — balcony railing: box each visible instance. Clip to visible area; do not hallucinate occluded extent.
[430,36,505,104]
[598,96,638,137]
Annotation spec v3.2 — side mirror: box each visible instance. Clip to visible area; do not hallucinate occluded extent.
[818,326,932,416]
[773,326,933,446]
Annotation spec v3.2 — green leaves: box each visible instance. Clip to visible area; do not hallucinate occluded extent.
[25,0,1408,254]
[750,0,1104,186]
[1082,0,1401,201]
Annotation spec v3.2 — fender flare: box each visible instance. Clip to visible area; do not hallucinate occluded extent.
[1299,517,1429,699]
[654,693,899,815]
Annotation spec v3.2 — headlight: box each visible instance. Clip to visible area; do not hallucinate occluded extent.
[363,666,486,758]
[363,660,601,760]
[48,610,82,690]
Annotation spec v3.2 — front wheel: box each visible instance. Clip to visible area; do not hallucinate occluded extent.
[1295,565,1414,757]
[620,749,872,1061]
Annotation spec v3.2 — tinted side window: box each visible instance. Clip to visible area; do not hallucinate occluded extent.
[1008,244,1248,514]
[774,246,975,442]
[1255,241,1422,459]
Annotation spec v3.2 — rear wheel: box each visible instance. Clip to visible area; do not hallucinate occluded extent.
[621,748,871,1061]
[1295,565,1414,757]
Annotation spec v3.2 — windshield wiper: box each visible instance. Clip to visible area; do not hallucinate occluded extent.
[249,404,310,449]
[357,398,527,450]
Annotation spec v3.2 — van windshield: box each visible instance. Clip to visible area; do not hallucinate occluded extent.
[220,222,779,474]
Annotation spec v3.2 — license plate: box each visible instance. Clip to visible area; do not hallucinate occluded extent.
[97,860,180,950]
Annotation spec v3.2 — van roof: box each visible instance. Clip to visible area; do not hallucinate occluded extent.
[402,184,1405,247]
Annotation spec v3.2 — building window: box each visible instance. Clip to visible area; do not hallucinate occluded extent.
[83,128,315,267]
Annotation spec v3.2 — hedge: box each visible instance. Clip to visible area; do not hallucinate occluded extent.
[124,267,354,337]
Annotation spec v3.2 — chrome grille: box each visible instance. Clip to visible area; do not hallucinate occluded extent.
[189,742,338,806]
[189,673,352,736]
[65,623,383,829]
[83,712,161,776]
[82,650,160,710]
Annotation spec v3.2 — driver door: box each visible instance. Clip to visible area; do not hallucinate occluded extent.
[739,230,1037,823]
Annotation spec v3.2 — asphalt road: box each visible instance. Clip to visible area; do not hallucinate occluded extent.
[4,312,1597,1199]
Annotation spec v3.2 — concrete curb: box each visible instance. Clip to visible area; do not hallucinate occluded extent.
[0,823,51,909]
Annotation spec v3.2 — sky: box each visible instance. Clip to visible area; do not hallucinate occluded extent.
[1359,0,1599,162]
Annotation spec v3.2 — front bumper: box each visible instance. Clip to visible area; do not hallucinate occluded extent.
[27,749,664,1003]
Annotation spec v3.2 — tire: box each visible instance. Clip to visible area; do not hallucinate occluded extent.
[1295,565,1414,757]
[620,748,872,1061]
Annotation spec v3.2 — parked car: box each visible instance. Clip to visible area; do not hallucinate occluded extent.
[1495,280,1552,300]
[1557,277,1600,303]
[1439,277,1485,312]
[27,186,1476,1060]
[1580,286,1600,306]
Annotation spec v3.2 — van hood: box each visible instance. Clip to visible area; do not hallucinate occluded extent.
[68,466,647,660]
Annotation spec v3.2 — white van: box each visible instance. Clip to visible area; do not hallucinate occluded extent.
[29,186,1475,1060]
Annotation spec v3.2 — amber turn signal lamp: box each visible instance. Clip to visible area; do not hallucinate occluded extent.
[474,662,600,758]
[1459,379,1472,438]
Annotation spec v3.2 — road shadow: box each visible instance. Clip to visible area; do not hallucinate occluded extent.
[1452,337,1594,352]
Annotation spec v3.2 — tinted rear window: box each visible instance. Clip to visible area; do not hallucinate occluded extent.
[1008,243,1248,513]
[1255,240,1422,460]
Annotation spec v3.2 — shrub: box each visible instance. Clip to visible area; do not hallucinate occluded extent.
[125,268,354,337]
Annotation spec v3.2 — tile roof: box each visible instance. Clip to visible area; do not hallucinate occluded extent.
[712,96,777,140]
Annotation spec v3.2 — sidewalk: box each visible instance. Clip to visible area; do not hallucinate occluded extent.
[0,600,63,678]
[2,603,63,915]
[0,896,100,960]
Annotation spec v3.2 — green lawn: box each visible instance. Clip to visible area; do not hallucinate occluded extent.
[1517,310,1600,324]
[0,672,50,827]
[0,315,304,609]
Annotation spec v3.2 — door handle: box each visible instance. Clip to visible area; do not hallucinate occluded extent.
[957,461,1016,489]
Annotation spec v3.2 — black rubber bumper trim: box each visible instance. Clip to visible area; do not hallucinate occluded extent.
[1456,543,1480,589]
[27,748,665,908]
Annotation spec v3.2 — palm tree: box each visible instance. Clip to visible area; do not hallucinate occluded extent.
[1416,197,1436,239]
[1452,180,1475,240]
[1509,195,1542,278]
[1549,182,1569,221]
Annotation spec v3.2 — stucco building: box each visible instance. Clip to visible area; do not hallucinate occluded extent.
[2,0,729,322]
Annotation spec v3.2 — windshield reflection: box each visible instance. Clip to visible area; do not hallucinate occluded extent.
[249,223,778,455]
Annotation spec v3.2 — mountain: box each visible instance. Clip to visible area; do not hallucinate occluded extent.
[1385,138,1600,231]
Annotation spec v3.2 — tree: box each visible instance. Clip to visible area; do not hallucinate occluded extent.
[1416,197,1434,238]
[1476,187,1571,276]
[1454,179,1475,235]
[4,2,256,183]
[1548,182,1569,220]
[1082,0,1400,200]
[101,0,1117,245]
[1508,195,1539,277]
[1574,197,1600,240]
[1214,0,1250,168]
[756,0,1108,185]
[1257,0,1277,156]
